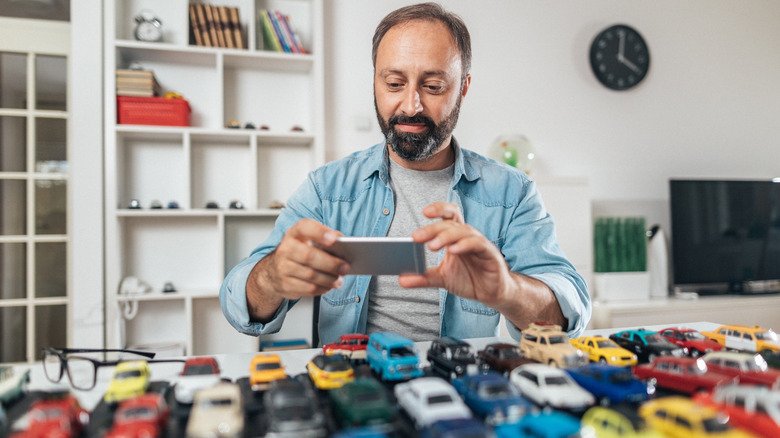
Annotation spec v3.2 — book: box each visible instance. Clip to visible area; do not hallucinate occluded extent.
[203,4,220,47]
[116,68,155,79]
[188,4,202,46]
[229,7,244,49]
[194,3,212,47]
[267,10,291,52]
[284,13,307,54]
[116,88,158,97]
[259,10,282,52]
[217,6,234,49]
[274,10,298,54]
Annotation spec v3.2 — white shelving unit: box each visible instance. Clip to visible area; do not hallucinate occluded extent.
[104,0,324,356]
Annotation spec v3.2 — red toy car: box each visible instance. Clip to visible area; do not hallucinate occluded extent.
[693,384,780,438]
[632,356,738,394]
[17,395,89,438]
[659,326,723,357]
[322,334,369,361]
[701,351,780,389]
[104,392,170,438]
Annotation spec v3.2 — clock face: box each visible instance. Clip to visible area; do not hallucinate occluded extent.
[590,24,650,91]
[134,18,162,42]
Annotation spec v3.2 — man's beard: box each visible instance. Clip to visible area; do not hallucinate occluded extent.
[375,94,462,162]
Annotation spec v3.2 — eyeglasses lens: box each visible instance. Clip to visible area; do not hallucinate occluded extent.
[67,357,97,390]
[42,351,63,383]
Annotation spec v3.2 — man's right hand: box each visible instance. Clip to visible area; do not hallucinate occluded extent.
[246,219,347,322]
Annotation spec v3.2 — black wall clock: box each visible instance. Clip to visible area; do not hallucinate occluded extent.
[590,24,650,91]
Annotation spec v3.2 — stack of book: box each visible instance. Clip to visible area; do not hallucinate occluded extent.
[189,3,244,49]
[259,9,306,54]
[116,69,161,97]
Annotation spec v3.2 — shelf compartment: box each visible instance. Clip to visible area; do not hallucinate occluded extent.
[117,133,187,210]
[256,141,313,208]
[120,216,221,292]
[192,296,259,354]
[122,300,187,349]
[224,216,277,275]
[190,136,252,210]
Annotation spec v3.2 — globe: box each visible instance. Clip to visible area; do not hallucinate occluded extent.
[488,134,535,174]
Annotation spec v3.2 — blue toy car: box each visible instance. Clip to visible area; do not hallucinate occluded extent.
[494,410,581,438]
[366,332,424,381]
[421,417,493,438]
[451,372,534,425]
[565,363,654,405]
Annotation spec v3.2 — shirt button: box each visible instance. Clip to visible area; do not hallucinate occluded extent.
[382,208,390,215]
[355,296,360,303]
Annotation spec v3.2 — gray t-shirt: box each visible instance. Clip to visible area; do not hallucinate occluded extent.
[365,158,454,341]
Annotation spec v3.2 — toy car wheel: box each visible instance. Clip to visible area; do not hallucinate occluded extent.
[599,396,610,407]
[599,357,607,364]
[548,359,558,368]
[648,353,658,363]
[690,349,701,358]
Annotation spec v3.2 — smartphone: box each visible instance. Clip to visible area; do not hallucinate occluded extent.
[322,237,426,275]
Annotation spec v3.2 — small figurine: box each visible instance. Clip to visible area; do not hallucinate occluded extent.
[128,199,142,209]
[244,123,256,129]
[162,282,176,293]
[227,120,240,129]
[150,200,163,209]
[259,125,270,131]
[229,200,244,209]
[268,200,285,209]
[205,201,219,209]
[167,201,180,209]
[290,125,304,132]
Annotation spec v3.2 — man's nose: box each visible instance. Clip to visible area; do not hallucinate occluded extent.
[400,88,423,116]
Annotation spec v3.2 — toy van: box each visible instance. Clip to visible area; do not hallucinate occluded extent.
[366,332,424,381]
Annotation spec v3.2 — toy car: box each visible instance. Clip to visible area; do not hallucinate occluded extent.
[104,392,170,438]
[173,356,222,404]
[422,417,493,438]
[701,350,780,389]
[185,381,244,438]
[427,336,487,380]
[639,395,753,437]
[0,366,30,405]
[104,360,151,404]
[249,353,286,390]
[609,328,685,363]
[581,405,664,438]
[323,333,370,361]
[20,394,90,438]
[659,326,723,357]
[450,372,533,425]
[366,332,424,381]
[760,349,780,369]
[701,324,780,354]
[570,335,638,366]
[262,377,327,438]
[393,376,472,428]
[565,363,653,405]
[632,356,738,395]
[693,384,780,438]
[328,377,396,428]
[306,353,355,390]
[494,410,582,438]
[519,321,586,367]
[509,363,595,411]
[476,342,535,376]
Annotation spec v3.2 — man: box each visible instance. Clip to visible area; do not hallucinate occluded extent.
[220,2,590,344]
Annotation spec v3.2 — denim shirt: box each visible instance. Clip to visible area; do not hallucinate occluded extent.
[220,140,591,345]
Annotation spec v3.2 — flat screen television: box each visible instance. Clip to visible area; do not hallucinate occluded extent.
[669,179,780,295]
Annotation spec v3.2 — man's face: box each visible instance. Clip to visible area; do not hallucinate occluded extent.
[374,20,470,164]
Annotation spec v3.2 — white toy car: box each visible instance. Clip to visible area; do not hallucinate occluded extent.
[185,381,244,438]
[509,363,594,411]
[393,376,472,428]
[173,357,222,404]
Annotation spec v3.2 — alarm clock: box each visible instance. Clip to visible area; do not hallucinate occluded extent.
[133,11,163,42]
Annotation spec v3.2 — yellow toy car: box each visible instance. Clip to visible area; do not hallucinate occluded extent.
[306,353,354,390]
[581,405,664,438]
[638,396,756,437]
[571,335,638,366]
[701,325,780,354]
[104,360,151,404]
[249,353,286,390]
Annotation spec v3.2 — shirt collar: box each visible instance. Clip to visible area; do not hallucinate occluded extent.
[363,137,478,186]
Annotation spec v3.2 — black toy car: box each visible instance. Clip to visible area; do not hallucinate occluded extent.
[427,336,487,380]
[262,377,327,437]
[477,343,536,376]
[609,329,685,363]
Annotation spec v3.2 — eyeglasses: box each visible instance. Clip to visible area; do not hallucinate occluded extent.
[42,347,156,391]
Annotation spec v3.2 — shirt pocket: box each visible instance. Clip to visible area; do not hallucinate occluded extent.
[458,297,499,316]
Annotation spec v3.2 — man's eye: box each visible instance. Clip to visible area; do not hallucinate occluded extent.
[387,82,403,89]
[425,84,444,93]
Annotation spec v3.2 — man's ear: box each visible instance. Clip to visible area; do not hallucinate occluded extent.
[461,74,472,98]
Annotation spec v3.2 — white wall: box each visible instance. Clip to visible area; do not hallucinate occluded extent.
[323,0,780,206]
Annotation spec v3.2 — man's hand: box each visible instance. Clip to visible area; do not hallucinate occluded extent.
[401,202,566,330]
[246,219,347,322]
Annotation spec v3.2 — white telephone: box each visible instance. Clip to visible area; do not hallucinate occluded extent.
[117,276,152,320]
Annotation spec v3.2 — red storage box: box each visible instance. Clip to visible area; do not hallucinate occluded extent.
[117,96,191,126]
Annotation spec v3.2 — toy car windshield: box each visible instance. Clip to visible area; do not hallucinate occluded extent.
[389,346,416,358]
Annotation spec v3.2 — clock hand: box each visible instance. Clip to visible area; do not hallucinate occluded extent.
[618,31,626,60]
[620,57,643,74]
